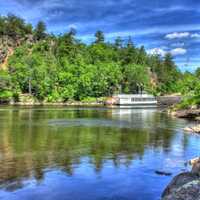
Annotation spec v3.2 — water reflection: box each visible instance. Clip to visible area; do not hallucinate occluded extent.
[0,107,199,200]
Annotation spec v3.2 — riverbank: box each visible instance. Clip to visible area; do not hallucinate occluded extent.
[8,102,104,106]
[0,94,182,107]
[170,108,200,134]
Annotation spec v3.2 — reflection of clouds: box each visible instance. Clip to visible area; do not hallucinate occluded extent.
[111,109,158,129]
[48,118,131,128]
[48,109,158,130]
[112,108,156,118]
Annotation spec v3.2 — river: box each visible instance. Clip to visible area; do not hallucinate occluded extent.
[0,106,199,200]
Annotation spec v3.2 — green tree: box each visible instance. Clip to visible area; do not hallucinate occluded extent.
[94,30,105,44]
[34,21,46,41]
[0,70,12,102]
[114,37,123,49]
[123,64,150,93]
[2,14,186,103]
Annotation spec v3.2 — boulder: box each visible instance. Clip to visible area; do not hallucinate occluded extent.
[174,109,200,119]
[184,125,200,134]
[162,158,200,200]
[162,180,200,200]
[195,117,200,121]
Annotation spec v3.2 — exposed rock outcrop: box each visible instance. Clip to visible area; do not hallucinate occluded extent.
[0,35,34,69]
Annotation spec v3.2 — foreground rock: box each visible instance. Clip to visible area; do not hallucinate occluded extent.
[162,157,200,200]
[184,125,200,134]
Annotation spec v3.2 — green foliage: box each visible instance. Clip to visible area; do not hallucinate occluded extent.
[0,70,12,102]
[0,14,186,103]
[175,96,200,110]
[81,97,97,103]
[174,68,200,110]
[176,72,197,95]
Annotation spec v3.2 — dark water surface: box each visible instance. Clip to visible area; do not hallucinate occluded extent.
[0,106,200,200]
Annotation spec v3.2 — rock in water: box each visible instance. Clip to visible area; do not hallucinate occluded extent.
[162,158,200,200]
[174,109,200,119]
[189,157,200,166]
[192,158,200,176]
[162,173,200,200]
[155,170,172,176]
[184,125,200,134]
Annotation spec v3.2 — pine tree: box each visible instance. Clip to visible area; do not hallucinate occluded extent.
[34,21,46,41]
[94,30,105,44]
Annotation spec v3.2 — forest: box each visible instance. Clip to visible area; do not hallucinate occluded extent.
[0,14,200,105]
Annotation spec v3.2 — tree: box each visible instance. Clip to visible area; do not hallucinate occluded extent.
[122,64,150,93]
[136,46,147,65]
[127,36,134,48]
[121,36,137,65]
[195,67,200,78]
[114,37,123,49]
[94,30,105,44]
[0,16,5,35]
[3,14,187,103]
[34,21,46,41]
[0,70,12,102]
[5,14,27,38]
[56,29,78,64]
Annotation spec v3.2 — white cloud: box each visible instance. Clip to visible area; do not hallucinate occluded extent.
[165,32,190,39]
[170,48,187,56]
[147,47,187,56]
[170,42,185,47]
[67,24,78,30]
[147,48,167,56]
[165,32,200,40]
[191,33,200,38]
[154,5,193,13]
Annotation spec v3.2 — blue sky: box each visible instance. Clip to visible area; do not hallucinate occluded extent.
[0,0,200,72]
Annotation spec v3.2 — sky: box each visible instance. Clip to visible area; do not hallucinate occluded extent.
[0,0,200,72]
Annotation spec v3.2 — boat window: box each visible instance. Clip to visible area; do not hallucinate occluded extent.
[131,98,156,102]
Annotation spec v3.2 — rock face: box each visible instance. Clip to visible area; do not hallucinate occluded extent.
[0,35,34,69]
[162,158,200,200]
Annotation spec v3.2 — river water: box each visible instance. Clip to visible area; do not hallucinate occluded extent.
[0,106,199,200]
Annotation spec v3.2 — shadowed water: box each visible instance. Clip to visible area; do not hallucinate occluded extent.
[0,106,199,200]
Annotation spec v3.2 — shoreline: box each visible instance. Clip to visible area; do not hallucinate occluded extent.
[170,108,200,134]
[8,102,104,106]
[0,95,182,107]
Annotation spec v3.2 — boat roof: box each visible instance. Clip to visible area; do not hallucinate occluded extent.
[114,94,155,98]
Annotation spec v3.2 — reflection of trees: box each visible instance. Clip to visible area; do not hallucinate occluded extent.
[0,108,184,190]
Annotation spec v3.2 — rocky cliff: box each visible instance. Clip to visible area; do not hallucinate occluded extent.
[0,35,34,70]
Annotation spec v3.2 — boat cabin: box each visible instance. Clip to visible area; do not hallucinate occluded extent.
[114,94,157,106]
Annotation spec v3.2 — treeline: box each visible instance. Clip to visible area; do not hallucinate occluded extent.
[0,14,197,103]
[0,14,46,41]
